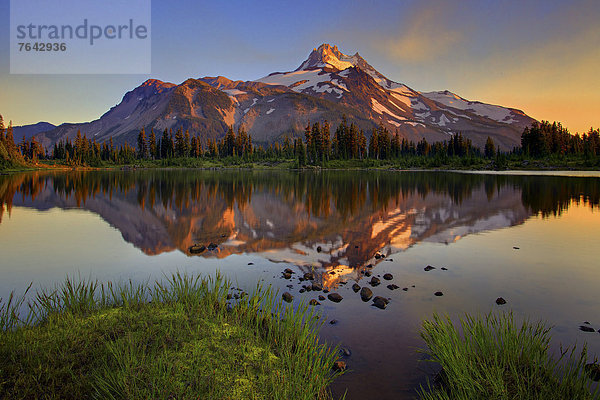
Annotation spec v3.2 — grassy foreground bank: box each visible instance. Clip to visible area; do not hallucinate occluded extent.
[418,313,600,399]
[0,273,342,400]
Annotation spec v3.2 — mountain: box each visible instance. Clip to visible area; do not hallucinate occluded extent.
[35,44,536,150]
[12,122,56,143]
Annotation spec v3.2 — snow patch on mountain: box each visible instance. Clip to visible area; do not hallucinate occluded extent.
[422,91,516,123]
[266,108,275,115]
[222,89,247,96]
[371,98,406,121]
[256,70,332,93]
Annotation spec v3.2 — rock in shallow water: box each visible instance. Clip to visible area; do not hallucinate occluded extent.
[311,283,323,292]
[383,273,393,280]
[352,283,361,292]
[360,287,373,302]
[579,325,596,333]
[495,297,507,305]
[434,291,443,296]
[424,265,435,271]
[328,293,343,303]
[309,299,320,306]
[585,363,600,381]
[370,277,381,286]
[387,284,399,290]
[333,360,347,371]
[282,292,293,303]
[189,244,206,254]
[373,296,389,309]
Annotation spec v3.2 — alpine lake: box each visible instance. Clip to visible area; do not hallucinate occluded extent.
[1,169,599,399]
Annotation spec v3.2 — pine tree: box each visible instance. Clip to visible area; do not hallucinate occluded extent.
[484,136,496,158]
[149,128,157,159]
[137,128,148,159]
[160,129,170,158]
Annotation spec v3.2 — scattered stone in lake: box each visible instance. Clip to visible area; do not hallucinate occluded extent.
[370,277,381,286]
[434,291,444,296]
[304,272,314,281]
[387,284,399,290]
[352,283,361,292]
[282,292,293,303]
[579,325,596,333]
[383,273,393,280]
[312,283,323,291]
[248,262,254,265]
[365,271,372,277]
[496,297,507,305]
[328,293,343,303]
[402,287,408,291]
[340,347,352,357]
[375,253,383,259]
[303,285,312,292]
[329,319,338,325]
[360,287,373,302]
[373,296,389,309]
[317,246,322,253]
[309,299,320,306]
[333,360,347,371]
[299,277,305,282]
[207,242,218,251]
[282,272,292,279]
[318,295,326,301]
[366,264,373,269]
[323,289,330,293]
[441,267,448,271]
[299,289,305,293]
[424,265,435,271]
[189,244,206,254]
[585,363,600,381]
[513,246,520,250]
[584,321,591,325]
[286,285,293,289]
[386,259,393,262]
[284,268,294,274]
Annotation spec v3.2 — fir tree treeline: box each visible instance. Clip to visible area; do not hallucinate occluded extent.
[520,121,600,158]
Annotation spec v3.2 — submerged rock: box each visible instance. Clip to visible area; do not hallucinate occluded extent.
[424,265,435,271]
[309,299,320,306]
[312,283,323,292]
[316,246,322,253]
[189,244,206,254]
[585,363,600,381]
[329,319,338,325]
[284,268,294,274]
[373,296,389,309]
[282,272,292,279]
[441,267,448,271]
[303,272,314,281]
[383,273,393,280]
[370,277,381,287]
[365,271,372,277]
[495,297,507,305]
[328,293,343,303]
[318,295,326,301]
[434,291,444,296]
[282,292,293,303]
[340,347,352,357]
[352,283,361,292]
[387,284,399,290]
[579,325,596,333]
[360,287,373,302]
[332,360,347,371]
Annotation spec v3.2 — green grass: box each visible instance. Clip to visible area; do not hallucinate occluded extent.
[0,273,343,400]
[418,312,600,399]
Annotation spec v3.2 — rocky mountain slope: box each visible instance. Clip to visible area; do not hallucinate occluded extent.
[32,44,536,150]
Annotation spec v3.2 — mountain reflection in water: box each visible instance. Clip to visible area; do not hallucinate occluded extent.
[1,170,599,289]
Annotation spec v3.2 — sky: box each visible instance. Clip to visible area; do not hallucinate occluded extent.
[0,0,598,133]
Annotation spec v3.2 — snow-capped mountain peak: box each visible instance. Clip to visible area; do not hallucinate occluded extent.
[296,43,359,71]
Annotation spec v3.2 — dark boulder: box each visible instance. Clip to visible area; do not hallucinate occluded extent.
[282,292,293,303]
[303,272,315,281]
[360,287,373,302]
[328,293,343,303]
[309,299,320,306]
[312,283,323,292]
[332,360,347,371]
[579,325,596,333]
[387,284,399,290]
[373,296,389,309]
[434,291,444,296]
[383,273,393,280]
[424,265,435,271]
[370,277,381,287]
[585,363,600,381]
[352,283,361,292]
[189,244,206,254]
[495,297,507,305]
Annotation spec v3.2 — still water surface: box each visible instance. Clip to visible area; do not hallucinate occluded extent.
[1,170,599,399]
